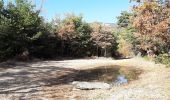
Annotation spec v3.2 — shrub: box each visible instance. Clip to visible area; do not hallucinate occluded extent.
[155,54,170,67]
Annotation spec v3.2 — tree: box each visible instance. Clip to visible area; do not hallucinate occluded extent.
[115,11,138,57]
[131,0,170,53]
[0,0,47,60]
[55,14,93,57]
[117,11,133,28]
[91,22,117,57]
[114,27,137,57]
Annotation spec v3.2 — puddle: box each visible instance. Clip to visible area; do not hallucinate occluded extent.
[74,66,142,85]
[113,75,128,86]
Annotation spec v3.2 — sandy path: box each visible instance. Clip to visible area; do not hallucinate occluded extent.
[0,58,116,100]
[0,58,169,100]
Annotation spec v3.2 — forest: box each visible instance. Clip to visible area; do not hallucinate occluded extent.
[0,0,170,66]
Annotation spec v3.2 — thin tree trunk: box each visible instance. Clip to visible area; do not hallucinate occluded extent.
[97,46,99,57]
[61,41,64,56]
[104,48,107,57]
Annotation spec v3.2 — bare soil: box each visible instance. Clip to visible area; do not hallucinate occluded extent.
[0,57,170,100]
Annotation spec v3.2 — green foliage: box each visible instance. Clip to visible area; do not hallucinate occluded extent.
[114,10,140,57]
[0,0,55,60]
[56,15,95,57]
[117,11,133,28]
[0,1,128,61]
[0,1,3,9]
[155,54,170,67]
[0,0,29,59]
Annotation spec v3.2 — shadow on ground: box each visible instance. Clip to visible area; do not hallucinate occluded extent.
[0,60,141,99]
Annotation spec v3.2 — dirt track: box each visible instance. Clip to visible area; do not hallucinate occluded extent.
[0,58,170,100]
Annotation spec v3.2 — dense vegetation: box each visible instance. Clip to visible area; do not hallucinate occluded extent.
[134,0,170,66]
[0,0,170,66]
[0,0,117,61]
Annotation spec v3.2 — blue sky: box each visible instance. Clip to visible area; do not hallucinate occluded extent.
[5,0,134,23]
[33,0,134,23]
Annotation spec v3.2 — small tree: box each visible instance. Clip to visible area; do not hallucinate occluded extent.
[115,11,138,57]
[55,14,93,57]
[91,22,117,57]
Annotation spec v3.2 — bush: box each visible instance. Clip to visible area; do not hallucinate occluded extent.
[155,54,170,67]
[0,0,46,60]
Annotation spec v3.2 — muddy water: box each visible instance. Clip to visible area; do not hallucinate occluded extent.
[74,66,142,84]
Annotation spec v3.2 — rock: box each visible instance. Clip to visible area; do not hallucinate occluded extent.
[72,81,111,90]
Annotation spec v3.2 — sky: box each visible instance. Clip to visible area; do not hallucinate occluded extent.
[5,0,134,23]
[33,0,134,23]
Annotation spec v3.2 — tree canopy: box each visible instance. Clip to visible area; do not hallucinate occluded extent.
[0,0,169,63]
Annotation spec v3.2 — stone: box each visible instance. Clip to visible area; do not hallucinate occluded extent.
[72,81,111,90]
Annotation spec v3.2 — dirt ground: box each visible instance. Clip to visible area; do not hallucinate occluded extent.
[0,57,170,100]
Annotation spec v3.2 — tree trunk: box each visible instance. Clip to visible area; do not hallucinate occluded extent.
[104,48,107,57]
[61,41,64,56]
[97,46,99,57]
